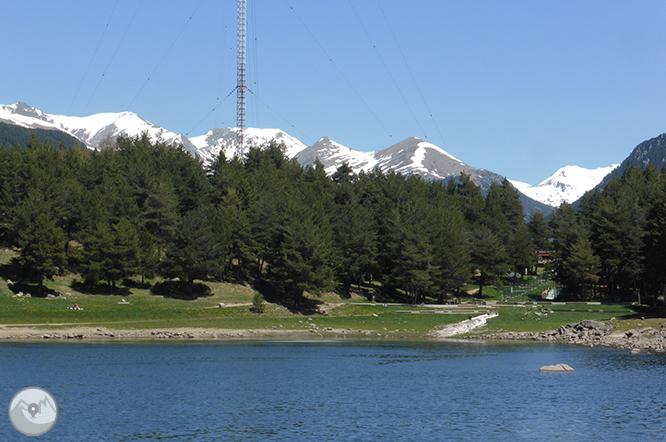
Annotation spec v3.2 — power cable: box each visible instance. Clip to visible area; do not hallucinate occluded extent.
[348,0,428,141]
[284,0,393,141]
[246,88,315,145]
[126,0,205,111]
[68,0,120,115]
[82,0,145,116]
[377,1,448,149]
[216,3,232,128]
[186,88,237,137]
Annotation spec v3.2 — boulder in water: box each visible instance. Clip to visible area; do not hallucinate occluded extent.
[539,363,575,372]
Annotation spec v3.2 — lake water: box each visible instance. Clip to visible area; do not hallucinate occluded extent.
[1,340,665,441]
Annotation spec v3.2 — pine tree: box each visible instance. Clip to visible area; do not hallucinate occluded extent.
[482,180,534,279]
[81,218,140,287]
[431,203,470,301]
[388,200,439,304]
[451,172,484,226]
[562,236,600,299]
[333,201,377,291]
[527,211,552,252]
[15,213,66,293]
[141,176,179,252]
[469,226,508,297]
[269,192,335,306]
[549,203,587,295]
[161,207,219,282]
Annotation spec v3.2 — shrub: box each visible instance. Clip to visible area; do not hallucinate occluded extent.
[250,292,265,313]
[151,281,212,300]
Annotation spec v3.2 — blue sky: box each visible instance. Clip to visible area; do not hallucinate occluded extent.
[3,0,666,185]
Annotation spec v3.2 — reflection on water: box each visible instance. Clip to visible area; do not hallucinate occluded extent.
[1,341,665,441]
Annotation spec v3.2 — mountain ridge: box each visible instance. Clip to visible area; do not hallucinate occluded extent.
[511,164,619,207]
[296,135,553,214]
[1,102,622,214]
[593,133,666,192]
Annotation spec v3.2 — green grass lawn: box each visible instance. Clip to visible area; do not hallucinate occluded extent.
[482,305,639,334]
[0,282,659,336]
[0,270,470,334]
[0,246,662,336]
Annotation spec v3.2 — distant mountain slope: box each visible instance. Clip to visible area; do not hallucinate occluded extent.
[511,164,619,207]
[296,137,376,174]
[298,136,553,215]
[0,102,198,155]
[594,133,666,191]
[297,137,468,180]
[190,127,307,163]
[4,102,617,216]
[0,121,81,149]
[0,102,64,131]
[51,111,199,156]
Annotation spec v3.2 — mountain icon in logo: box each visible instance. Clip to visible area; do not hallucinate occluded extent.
[8,387,58,436]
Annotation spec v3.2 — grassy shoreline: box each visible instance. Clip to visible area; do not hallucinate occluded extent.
[1,253,663,342]
[1,283,661,343]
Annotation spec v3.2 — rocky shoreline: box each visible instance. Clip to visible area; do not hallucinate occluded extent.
[469,319,666,353]
[3,320,666,352]
[0,325,408,342]
[0,326,337,341]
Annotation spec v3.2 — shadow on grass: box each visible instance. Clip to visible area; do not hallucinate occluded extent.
[0,263,65,297]
[150,281,212,301]
[122,278,152,290]
[620,304,666,320]
[71,280,131,296]
[6,282,61,298]
[333,285,354,300]
[334,285,385,302]
[253,280,323,314]
[0,262,14,281]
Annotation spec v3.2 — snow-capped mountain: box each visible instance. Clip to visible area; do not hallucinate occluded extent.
[0,102,63,131]
[297,136,553,214]
[1,101,628,214]
[510,164,619,207]
[298,137,470,179]
[595,133,666,192]
[0,102,199,155]
[298,136,516,186]
[374,138,468,180]
[296,137,377,174]
[190,127,307,163]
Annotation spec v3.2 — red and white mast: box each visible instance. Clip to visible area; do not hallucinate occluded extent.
[236,0,247,151]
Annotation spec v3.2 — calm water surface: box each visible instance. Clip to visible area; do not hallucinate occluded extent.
[1,340,665,441]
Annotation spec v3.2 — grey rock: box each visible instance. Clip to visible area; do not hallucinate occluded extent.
[540,364,575,373]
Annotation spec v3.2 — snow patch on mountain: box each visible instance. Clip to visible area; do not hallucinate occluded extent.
[372,138,468,181]
[298,137,482,185]
[0,101,618,215]
[393,141,463,179]
[1,102,199,155]
[510,164,619,207]
[53,112,166,147]
[191,127,307,163]
[0,102,60,130]
[295,137,377,174]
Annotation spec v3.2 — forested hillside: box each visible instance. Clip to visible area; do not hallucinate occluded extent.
[557,165,666,303]
[0,121,82,149]
[1,134,662,307]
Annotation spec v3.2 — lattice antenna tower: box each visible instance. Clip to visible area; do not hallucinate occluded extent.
[236,0,247,151]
